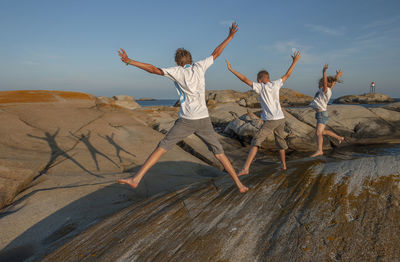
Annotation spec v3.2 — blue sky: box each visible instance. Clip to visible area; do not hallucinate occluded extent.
[1,0,399,99]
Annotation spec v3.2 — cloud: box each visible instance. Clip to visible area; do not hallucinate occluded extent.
[363,15,400,29]
[21,60,40,66]
[220,20,234,26]
[267,40,320,64]
[266,40,360,65]
[273,40,304,53]
[354,27,400,49]
[305,24,346,36]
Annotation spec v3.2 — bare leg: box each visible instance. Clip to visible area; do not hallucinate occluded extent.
[279,149,287,170]
[215,153,249,193]
[238,146,259,176]
[311,124,325,157]
[117,147,167,188]
[323,130,344,144]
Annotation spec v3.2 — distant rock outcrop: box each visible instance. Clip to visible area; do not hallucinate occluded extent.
[206,89,313,108]
[0,90,95,104]
[95,95,141,110]
[280,88,314,106]
[112,95,141,110]
[136,97,155,101]
[333,93,395,104]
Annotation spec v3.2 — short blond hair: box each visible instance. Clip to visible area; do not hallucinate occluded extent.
[257,70,269,81]
[175,48,193,67]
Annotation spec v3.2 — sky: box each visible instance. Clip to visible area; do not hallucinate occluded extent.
[1,0,400,99]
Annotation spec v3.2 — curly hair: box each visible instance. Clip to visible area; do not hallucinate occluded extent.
[319,75,343,87]
[175,48,193,67]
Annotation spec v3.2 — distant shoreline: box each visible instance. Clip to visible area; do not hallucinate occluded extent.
[136,98,156,101]
[136,99,177,107]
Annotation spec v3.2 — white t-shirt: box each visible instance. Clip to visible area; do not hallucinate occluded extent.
[161,56,214,120]
[252,79,285,120]
[310,87,332,112]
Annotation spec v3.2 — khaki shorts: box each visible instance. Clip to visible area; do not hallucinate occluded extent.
[158,117,224,154]
[251,118,288,150]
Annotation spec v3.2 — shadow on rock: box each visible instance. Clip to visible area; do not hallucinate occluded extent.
[0,161,223,262]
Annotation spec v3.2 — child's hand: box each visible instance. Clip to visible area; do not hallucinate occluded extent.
[225,59,232,71]
[291,51,301,62]
[118,48,130,63]
[336,69,343,79]
[323,64,328,72]
[228,21,239,38]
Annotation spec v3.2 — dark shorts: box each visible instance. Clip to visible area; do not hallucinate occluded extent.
[158,117,224,154]
[251,118,288,150]
[315,111,329,125]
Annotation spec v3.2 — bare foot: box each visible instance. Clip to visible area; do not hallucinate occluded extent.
[238,168,249,177]
[239,186,249,193]
[117,177,140,189]
[337,136,344,144]
[276,164,287,171]
[311,151,324,157]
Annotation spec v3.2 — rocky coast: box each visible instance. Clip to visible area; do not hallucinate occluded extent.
[1,90,400,261]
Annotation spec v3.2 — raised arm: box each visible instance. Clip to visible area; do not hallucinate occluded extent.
[118,48,164,75]
[281,51,301,83]
[330,69,343,89]
[322,64,328,93]
[225,59,252,88]
[211,22,238,60]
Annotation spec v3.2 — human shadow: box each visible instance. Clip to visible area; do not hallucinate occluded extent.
[98,132,136,163]
[27,129,102,178]
[69,131,120,170]
[0,161,224,262]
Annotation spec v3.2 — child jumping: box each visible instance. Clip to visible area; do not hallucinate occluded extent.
[225,51,301,174]
[117,22,248,193]
[310,64,344,157]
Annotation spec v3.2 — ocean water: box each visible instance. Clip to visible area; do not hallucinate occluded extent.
[136,99,177,107]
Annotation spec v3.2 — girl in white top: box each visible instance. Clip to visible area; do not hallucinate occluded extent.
[310,64,344,157]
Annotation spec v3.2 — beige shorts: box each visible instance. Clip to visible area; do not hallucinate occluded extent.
[251,118,288,150]
[158,117,224,154]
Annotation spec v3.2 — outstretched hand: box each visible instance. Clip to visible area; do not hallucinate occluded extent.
[291,51,301,62]
[225,59,232,71]
[118,48,130,64]
[323,64,328,71]
[228,21,239,38]
[336,69,343,79]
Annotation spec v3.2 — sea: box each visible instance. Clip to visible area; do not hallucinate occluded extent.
[136,99,177,107]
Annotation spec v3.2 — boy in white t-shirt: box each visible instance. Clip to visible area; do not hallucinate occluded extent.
[117,22,248,193]
[226,51,301,174]
[310,64,344,157]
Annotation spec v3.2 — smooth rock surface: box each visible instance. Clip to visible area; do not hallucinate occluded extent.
[2,90,400,262]
[0,91,227,262]
[43,154,400,261]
